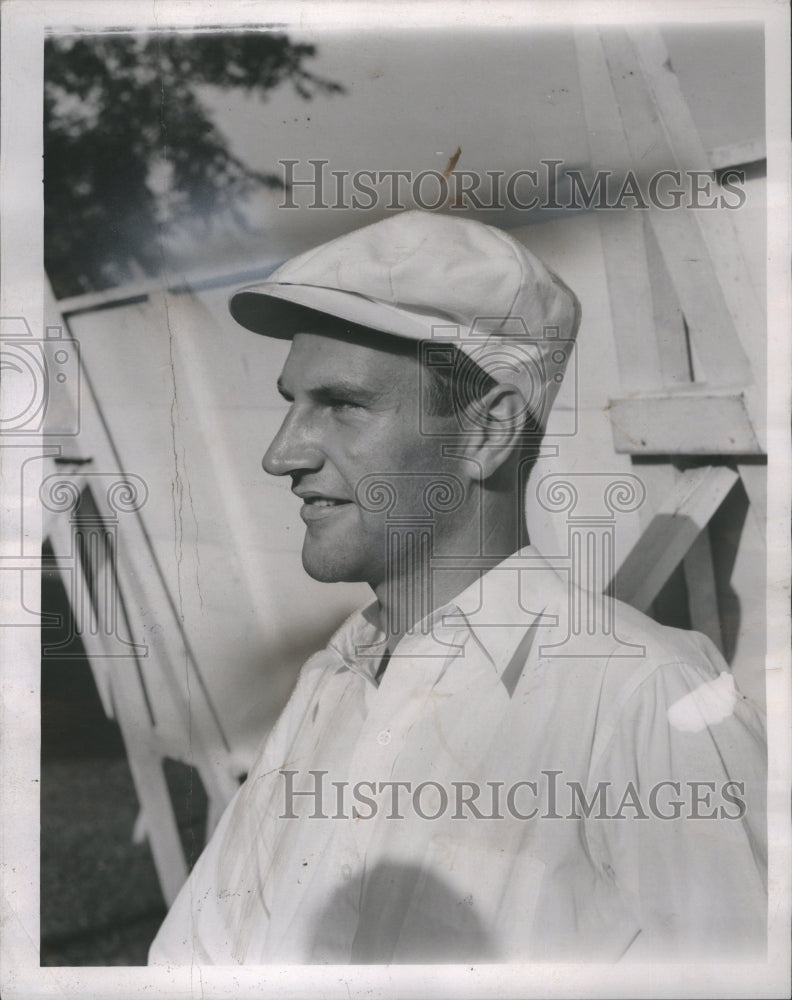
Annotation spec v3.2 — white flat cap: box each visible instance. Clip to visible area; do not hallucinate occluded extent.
[229,210,580,427]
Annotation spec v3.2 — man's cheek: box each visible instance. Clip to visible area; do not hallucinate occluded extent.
[356,508,390,539]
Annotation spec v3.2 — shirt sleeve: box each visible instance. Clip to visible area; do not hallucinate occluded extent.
[584,652,767,960]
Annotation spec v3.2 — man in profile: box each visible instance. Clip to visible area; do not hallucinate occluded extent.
[149,210,766,964]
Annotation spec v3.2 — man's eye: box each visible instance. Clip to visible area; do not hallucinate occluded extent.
[329,399,360,412]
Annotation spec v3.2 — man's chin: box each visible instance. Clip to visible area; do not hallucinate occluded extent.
[301,547,368,585]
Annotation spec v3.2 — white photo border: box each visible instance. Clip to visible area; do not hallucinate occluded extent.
[1,1,789,997]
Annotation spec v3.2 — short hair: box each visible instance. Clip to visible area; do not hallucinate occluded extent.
[422,346,498,417]
[422,345,544,485]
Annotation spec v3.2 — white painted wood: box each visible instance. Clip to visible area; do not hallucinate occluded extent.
[708,138,766,170]
[111,664,190,905]
[683,528,724,652]
[645,207,754,386]
[43,291,244,904]
[609,392,763,455]
[642,219,691,388]
[573,28,665,393]
[43,504,190,904]
[610,465,739,612]
[597,28,753,390]
[628,28,766,442]
[43,510,116,718]
[738,461,768,536]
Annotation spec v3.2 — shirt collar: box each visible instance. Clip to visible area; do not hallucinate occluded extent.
[326,545,558,684]
[446,545,552,674]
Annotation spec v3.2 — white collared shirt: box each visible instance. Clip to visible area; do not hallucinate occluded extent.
[150,547,766,964]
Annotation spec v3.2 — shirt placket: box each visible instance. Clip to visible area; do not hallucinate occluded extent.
[343,629,461,854]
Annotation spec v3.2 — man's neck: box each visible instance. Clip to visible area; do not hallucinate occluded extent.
[373,498,523,654]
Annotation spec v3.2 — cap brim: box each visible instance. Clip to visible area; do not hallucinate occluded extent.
[229,282,453,343]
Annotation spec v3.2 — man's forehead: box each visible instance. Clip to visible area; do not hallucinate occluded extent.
[285,326,417,367]
[279,328,420,390]
[292,318,418,355]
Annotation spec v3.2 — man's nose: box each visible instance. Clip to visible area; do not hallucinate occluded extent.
[262,406,324,477]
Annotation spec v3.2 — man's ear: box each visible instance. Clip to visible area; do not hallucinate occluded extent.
[455,384,527,481]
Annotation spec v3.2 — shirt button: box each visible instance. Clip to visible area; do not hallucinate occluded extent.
[377,729,391,745]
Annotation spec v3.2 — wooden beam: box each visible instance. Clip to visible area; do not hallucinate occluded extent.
[609,465,738,612]
[708,138,766,171]
[598,28,754,389]
[644,208,753,385]
[43,505,191,904]
[737,461,767,536]
[643,218,691,387]
[627,28,766,334]
[683,528,724,652]
[573,28,665,393]
[609,392,763,455]
[44,512,115,719]
[110,666,190,905]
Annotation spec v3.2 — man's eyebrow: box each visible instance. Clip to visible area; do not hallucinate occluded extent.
[312,380,382,403]
[276,377,383,404]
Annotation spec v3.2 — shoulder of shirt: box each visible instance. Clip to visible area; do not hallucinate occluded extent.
[603,595,724,676]
[547,592,765,764]
[494,547,723,687]
[532,572,734,710]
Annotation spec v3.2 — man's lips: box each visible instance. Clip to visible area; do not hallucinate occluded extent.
[295,493,354,523]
